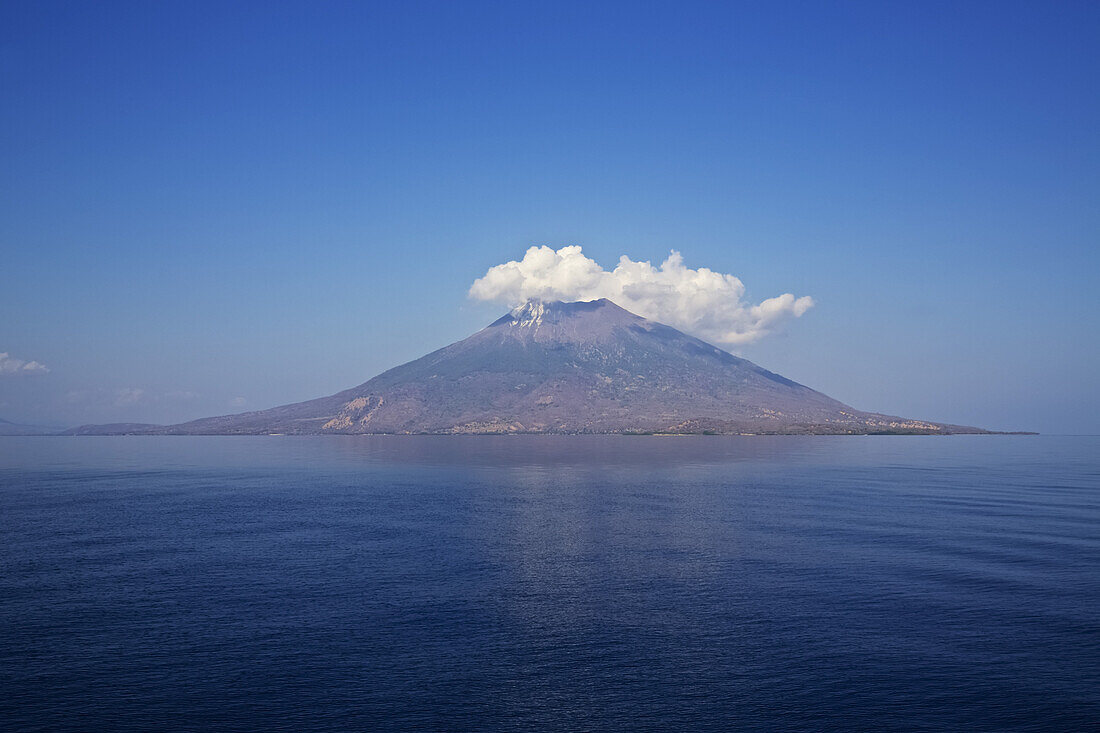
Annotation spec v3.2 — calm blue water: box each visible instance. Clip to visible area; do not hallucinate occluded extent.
[1,436,1097,731]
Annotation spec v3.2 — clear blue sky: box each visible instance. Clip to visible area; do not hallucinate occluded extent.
[2,1,1097,433]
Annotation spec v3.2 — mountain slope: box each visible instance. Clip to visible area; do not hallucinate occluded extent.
[148,299,984,435]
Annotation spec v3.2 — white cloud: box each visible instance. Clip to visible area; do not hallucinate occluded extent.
[229,396,247,408]
[113,388,147,406]
[0,352,49,376]
[164,390,199,402]
[63,388,198,407]
[469,246,814,345]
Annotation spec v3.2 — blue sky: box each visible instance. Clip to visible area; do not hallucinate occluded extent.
[2,1,1098,433]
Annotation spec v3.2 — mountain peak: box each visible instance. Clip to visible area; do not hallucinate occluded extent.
[83,298,989,436]
[508,299,549,327]
[492,298,636,330]
[508,297,614,316]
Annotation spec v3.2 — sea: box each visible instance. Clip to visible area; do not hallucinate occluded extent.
[1,435,1097,732]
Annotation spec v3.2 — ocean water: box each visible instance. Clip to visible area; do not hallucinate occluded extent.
[0,435,1097,732]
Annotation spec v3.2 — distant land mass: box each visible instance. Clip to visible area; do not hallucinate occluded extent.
[64,299,993,436]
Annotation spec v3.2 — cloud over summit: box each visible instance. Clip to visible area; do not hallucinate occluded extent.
[469,246,813,345]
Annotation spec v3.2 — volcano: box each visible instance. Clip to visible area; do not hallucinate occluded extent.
[90,298,984,436]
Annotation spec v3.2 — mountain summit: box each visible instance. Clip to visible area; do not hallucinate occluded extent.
[123,298,983,435]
